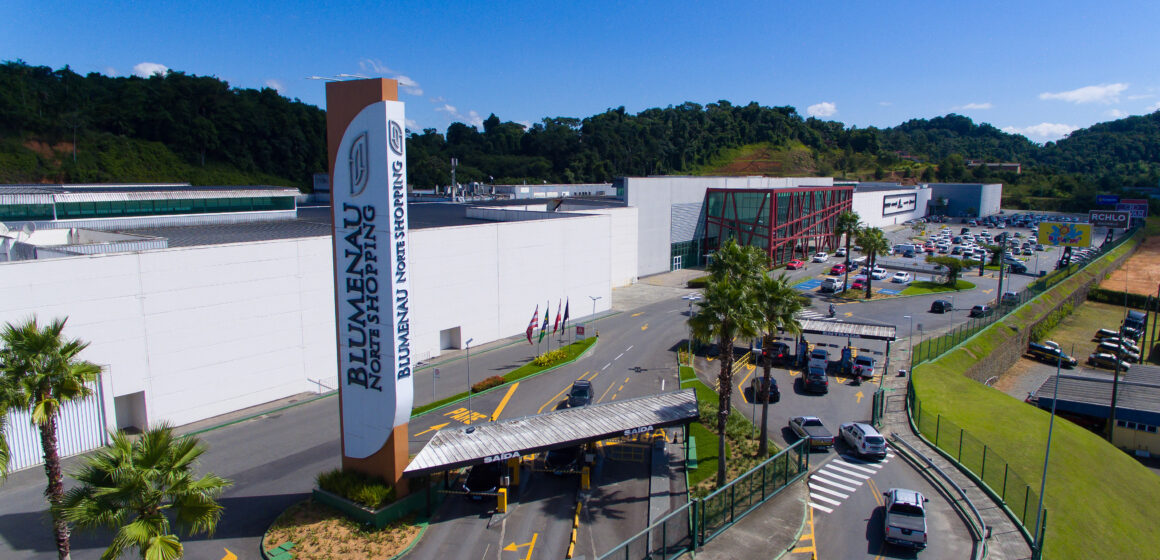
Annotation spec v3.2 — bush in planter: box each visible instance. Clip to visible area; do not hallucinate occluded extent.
[472,375,505,393]
[532,349,567,367]
[316,468,396,509]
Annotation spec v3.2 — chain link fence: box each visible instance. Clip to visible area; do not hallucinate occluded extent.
[910,227,1140,369]
[599,439,807,560]
[908,384,1045,530]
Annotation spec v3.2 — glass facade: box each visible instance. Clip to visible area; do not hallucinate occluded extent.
[1,196,295,222]
[702,186,853,266]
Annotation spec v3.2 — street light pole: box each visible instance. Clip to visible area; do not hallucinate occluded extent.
[1032,344,1067,559]
[588,295,603,337]
[465,338,474,423]
[904,315,914,370]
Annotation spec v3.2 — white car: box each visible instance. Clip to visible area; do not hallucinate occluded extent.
[891,272,912,283]
[811,252,829,263]
[839,422,887,459]
[871,268,889,280]
[835,248,847,257]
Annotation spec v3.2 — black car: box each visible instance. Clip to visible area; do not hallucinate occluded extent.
[762,342,791,366]
[568,380,593,407]
[545,445,584,474]
[804,367,829,394]
[930,300,953,313]
[750,376,780,403]
[462,462,503,500]
[969,305,993,318]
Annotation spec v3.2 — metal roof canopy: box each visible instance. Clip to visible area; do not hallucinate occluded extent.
[798,318,897,341]
[1033,374,1160,425]
[403,389,698,476]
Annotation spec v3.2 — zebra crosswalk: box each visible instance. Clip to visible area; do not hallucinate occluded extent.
[796,309,837,320]
[806,451,895,514]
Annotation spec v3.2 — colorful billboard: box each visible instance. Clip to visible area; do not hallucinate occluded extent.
[1037,222,1091,247]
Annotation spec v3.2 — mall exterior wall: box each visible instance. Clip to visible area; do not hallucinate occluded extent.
[852,186,933,228]
[929,183,1002,218]
[623,176,834,277]
[0,211,618,430]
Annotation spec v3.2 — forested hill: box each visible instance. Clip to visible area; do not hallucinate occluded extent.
[2,61,1159,195]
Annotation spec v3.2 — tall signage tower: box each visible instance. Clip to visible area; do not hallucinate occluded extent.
[327,78,413,493]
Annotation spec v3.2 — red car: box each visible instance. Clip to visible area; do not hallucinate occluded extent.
[852,279,866,290]
[786,259,805,270]
[830,264,847,275]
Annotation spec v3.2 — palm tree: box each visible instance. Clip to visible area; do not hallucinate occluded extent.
[857,228,891,299]
[756,274,802,457]
[60,424,232,560]
[0,316,102,560]
[689,239,766,486]
[835,210,862,290]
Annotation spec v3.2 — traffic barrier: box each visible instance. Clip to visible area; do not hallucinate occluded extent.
[497,488,507,513]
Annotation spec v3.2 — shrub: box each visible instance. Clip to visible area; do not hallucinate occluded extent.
[1088,287,1154,310]
[316,468,396,509]
[1031,302,1074,342]
[532,349,567,367]
[687,276,710,289]
[471,375,505,393]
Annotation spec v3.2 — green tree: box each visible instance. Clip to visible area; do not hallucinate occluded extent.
[925,255,976,287]
[689,240,765,486]
[61,424,231,560]
[756,273,802,456]
[0,316,103,560]
[834,210,862,290]
[857,228,891,299]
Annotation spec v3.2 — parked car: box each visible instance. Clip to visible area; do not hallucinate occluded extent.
[929,299,953,313]
[891,272,912,283]
[871,268,889,280]
[762,342,791,366]
[820,276,846,293]
[1088,352,1132,371]
[1094,328,1121,340]
[1000,291,1020,306]
[788,416,834,450]
[851,278,867,290]
[462,462,503,500]
[830,263,847,275]
[1097,341,1141,362]
[808,348,830,370]
[786,259,805,270]
[811,252,829,263]
[969,305,993,318]
[839,422,888,459]
[1026,342,1077,368]
[883,488,930,549]
[1098,337,1140,354]
[835,248,847,257]
[853,355,876,379]
[804,367,829,393]
[568,380,593,407]
[750,376,780,403]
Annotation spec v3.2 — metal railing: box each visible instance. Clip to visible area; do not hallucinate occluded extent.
[598,438,808,560]
[891,434,987,560]
[910,227,1140,369]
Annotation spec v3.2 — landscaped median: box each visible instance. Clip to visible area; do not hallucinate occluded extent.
[910,231,1158,560]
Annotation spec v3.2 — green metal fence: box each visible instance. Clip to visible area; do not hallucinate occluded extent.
[908,384,1045,532]
[598,438,808,560]
[910,228,1140,369]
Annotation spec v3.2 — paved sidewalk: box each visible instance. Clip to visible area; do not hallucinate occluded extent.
[879,357,1034,559]
[677,482,808,560]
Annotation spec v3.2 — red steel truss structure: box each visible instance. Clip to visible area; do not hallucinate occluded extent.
[702,186,853,265]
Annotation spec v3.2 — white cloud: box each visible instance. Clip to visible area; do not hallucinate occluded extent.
[1106,109,1127,118]
[435,103,457,114]
[429,96,445,103]
[1039,83,1128,104]
[405,118,418,130]
[1127,94,1154,100]
[466,110,483,128]
[806,102,837,118]
[1002,123,1078,142]
[358,58,423,95]
[104,66,117,76]
[953,102,993,110]
[264,79,285,93]
[132,62,169,78]
[878,101,892,106]
[1148,101,1160,113]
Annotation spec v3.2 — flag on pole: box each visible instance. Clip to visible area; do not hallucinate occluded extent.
[553,300,562,334]
[526,305,539,344]
[538,300,550,343]
[562,299,570,332]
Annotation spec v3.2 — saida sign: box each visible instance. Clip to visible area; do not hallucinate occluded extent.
[1038,222,1091,248]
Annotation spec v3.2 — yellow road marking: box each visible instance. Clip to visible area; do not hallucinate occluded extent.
[491,382,520,421]
[444,407,487,425]
[791,503,817,554]
[503,532,538,560]
[412,422,450,437]
[867,477,884,506]
[221,549,237,560]
[844,311,853,317]
[617,385,624,392]
[596,380,616,403]
[855,390,864,403]
[631,312,644,317]
[624,376,630,383]
[641,323,649,331]
[611,394,618,400]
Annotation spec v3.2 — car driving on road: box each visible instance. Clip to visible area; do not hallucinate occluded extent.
[812,252,829,262]
[786,259,805,270]
[891,272,912,283]
[804,366,829,393]
[750,376,780,403]
[788,416,834,450]
[839,422,887,459]
[462,462,503,500]
[883,488,929,549]
[808,348,829,370]
[852,355,876,379]
[568,380,593,407]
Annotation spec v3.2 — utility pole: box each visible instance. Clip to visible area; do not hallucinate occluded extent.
[450,157,458,199]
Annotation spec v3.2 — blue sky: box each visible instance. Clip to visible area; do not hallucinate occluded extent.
[5,1,1160,142]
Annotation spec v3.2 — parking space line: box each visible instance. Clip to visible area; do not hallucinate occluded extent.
[808,484,849,499]
[812,475,858,493]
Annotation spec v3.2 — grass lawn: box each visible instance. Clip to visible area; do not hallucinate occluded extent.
[900,279,976,296]
[1036,301,1138,360]
[912,231,1159,560]
[412,337,596,416]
